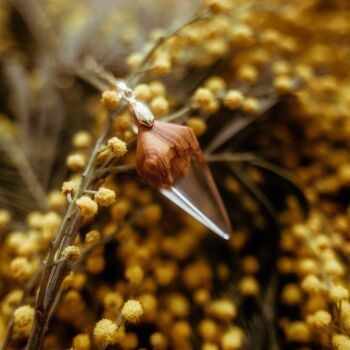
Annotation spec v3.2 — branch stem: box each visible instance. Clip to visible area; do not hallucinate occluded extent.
[25,110,116,350]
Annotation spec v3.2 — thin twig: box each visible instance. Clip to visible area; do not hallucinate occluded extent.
[25,110,116,350]
[161,105,193,123]
[0,136,48,211]
[96,164,136,176]
[127,10,212,83]
[206,152,259,163]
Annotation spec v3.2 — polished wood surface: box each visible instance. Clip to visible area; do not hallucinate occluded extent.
[136,120,202,188]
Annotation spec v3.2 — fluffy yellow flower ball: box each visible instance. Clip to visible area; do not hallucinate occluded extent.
[121,300,143,323]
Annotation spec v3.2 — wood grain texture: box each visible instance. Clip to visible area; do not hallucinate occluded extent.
[136,120,202,188]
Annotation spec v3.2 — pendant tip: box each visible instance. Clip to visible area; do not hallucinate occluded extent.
[213,229,231,240]
[210,222,231,239]
[222,233,230,240]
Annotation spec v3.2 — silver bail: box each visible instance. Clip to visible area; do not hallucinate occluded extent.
[130,100,155,127]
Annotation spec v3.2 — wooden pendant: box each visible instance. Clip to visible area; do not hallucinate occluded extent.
[136,119,232,239]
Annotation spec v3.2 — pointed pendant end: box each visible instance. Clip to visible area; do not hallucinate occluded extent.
[215,230,231,240]
[211,222,231,240]
[160,186,232,241]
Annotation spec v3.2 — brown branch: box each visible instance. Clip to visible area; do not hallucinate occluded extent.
[127,10,212,83]
[25,110,116,350]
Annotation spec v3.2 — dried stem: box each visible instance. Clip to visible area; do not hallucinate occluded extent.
[96,164,136,177]
[162,105,193,123]
[0,136,48,211]
[206,152,259,163]
[9,0,56,52]
[0,320,14,350]
[127,10,211,83]
[25,110,116,350]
